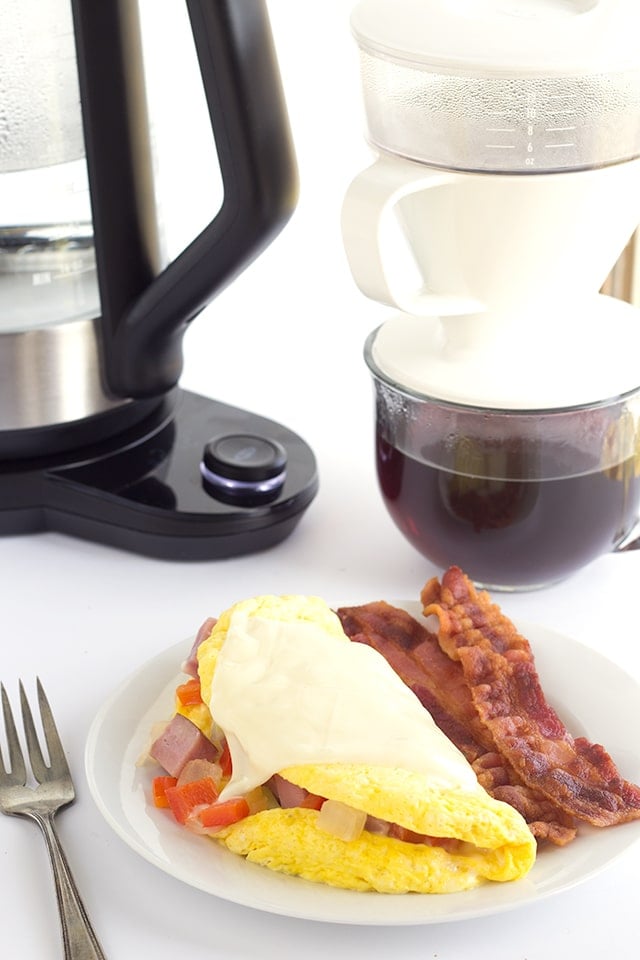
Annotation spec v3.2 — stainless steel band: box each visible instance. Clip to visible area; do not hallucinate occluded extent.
[0,317,127,431]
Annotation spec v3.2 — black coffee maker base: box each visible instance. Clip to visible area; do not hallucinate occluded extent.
[0,389,318,560]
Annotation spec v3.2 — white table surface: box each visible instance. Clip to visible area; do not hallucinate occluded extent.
[2,3,640,958]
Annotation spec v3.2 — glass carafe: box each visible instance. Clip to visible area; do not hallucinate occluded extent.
[0,0,97,332]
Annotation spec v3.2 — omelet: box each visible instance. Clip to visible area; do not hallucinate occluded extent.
[192,594,536,894]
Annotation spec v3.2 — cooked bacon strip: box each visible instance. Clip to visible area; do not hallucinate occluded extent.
[421,566,640,827]
[337,601,576,845]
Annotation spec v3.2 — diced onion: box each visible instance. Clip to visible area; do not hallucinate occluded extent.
[244,785,279,814]
[316,800,367,841]
[177,759,223,789]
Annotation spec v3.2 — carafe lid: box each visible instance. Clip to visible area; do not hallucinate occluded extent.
[351,0,640,76]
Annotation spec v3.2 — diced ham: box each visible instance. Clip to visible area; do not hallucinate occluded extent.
[269,774,308,808]
[365,815,391,837]
[150,713,219,778]
[181,617,217,677]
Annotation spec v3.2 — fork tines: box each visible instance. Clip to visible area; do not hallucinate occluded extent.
[0,682,26,784]
[21,679,71,782]
[0,680,71,785]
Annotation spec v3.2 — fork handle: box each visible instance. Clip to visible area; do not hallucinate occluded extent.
[33,812,107,960]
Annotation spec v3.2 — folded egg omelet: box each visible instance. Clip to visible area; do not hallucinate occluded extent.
[192,595,536,894]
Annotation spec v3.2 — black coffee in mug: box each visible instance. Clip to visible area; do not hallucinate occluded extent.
[371,371,640,590]
[376,432,640,590]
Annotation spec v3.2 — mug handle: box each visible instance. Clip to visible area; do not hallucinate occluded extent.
[614,528,640,552]
[341,153,485,317]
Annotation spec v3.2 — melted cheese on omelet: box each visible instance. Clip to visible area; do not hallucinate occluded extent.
[207,603,480,800]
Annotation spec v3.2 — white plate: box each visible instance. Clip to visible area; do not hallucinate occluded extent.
[85,604,640,925]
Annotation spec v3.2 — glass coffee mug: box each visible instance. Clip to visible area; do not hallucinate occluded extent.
[366,331,640,591]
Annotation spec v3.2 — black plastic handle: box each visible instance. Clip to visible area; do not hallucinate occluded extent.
[71,0,298,398]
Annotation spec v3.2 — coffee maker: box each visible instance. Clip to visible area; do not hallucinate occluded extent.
[0,0,317,560]
[341,0,640,588]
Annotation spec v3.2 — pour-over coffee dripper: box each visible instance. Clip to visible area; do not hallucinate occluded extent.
[342,0,640,588]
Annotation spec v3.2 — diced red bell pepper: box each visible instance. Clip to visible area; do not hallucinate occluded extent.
[197,797,250,828]
[218,738,232,777]
[165,776,220,824]
[175,678,203,706]
[152,775,178,808]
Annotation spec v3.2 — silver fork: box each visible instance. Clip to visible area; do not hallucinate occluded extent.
[0,679,106,960]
